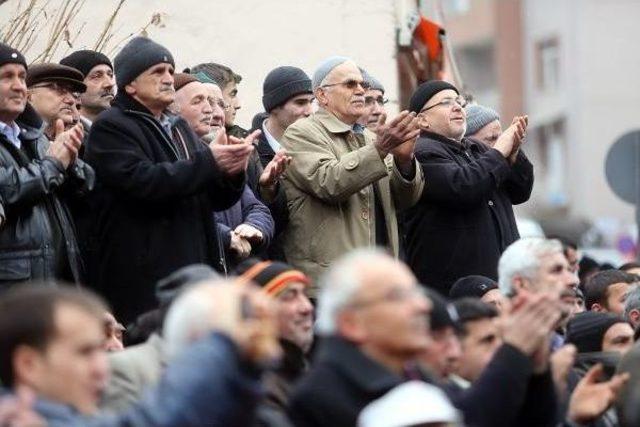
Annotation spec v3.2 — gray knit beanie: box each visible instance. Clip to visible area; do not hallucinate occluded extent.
[312,56,352,90]
[465,104,500,137]
[114,37,175,89]
[262,66,312,112]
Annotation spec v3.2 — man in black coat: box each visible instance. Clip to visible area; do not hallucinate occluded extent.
[249,66,314,260]
[85,37,251,324]
[288,249,432,427]
[0,44,93,286]
[402,80,533,295]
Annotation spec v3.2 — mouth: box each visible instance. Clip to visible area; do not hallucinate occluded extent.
[200,116,213,124]
[451,117,464,122]
[101,93,114,99]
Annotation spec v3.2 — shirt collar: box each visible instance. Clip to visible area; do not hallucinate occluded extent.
[0,120,22,149]
[262,120,281,152]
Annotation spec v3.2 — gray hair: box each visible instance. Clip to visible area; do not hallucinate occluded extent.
[163,280,236,360]
[624,285,640,321]
[498,238,564,296]
[315,248,388,335]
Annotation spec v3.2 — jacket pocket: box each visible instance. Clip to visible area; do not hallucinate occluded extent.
[0,258,31,281]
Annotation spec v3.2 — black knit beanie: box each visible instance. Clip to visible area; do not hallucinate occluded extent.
[60,49,112,78]
[262,66,312,112]
[409,80,459,114]
[450,275,498,300]
[0,43,27,70]
[566,311,627,353]
[113,37,174,89]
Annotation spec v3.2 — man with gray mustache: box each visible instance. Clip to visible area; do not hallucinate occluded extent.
[85,37,249,323]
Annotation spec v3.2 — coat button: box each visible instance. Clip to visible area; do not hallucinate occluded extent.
[361,210,369,220]
[346,160,358,170]
[488,200,494,206]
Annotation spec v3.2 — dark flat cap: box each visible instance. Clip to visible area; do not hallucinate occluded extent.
[450,275,498,300]
[27,63,86,93]
[409,80,458,113]
[0,43,27,70]
[173,73,199,92]
[60,50,112,78]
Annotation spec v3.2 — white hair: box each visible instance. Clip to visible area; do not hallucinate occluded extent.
[315,248,389,335]
[625,285,640,321]
[163,280,236,360]
[498,237,564,296]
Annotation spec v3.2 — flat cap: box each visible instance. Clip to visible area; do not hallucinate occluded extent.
[26,63,86,93]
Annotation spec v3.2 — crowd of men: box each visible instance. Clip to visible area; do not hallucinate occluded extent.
[1,35,640,426]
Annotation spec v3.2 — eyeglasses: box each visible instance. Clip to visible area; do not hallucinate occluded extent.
[30,82,80,99]
[321,79,371,91]
[420,95,467,113]
[364,96,389,106]
[349,285,427,309]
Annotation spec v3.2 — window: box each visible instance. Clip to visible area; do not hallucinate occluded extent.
[535,37,560,92]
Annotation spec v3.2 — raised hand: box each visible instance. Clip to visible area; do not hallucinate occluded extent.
[568,363,629,425]
[229,231,252,259]
[374,111,421,157]
[46,119,84,169]
[259,150,291,197]
[209,128,255,176]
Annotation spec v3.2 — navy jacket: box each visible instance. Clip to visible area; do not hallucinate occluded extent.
[402,131,533,295]
[215,184,275,269]
[32,333,262,426]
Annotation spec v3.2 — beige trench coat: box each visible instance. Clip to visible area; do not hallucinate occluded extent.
[280,109,424,293]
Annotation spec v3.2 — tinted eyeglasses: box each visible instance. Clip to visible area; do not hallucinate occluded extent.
[364,96,389,106]
[420,95,467,113]
[30,82,80,99]
[321,79,371,91]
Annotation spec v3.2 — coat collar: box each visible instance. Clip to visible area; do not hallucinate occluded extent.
[113,91,157,117]
[315,109,359,134]
[419,130,483,153]
[318,336,403,394]
[15,103,45,141]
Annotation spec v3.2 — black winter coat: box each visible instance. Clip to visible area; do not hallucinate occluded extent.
[288,336,405,427]
[445,344,557,427]
[0,103,93,285]
[84,93,243,323]
[402,131,533,294]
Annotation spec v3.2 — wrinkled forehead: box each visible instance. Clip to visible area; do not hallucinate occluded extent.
[324,61,362,84]
[0,62,27,75]
[203,82,223,98]
[179,81,208,99]
[429,89,459,105]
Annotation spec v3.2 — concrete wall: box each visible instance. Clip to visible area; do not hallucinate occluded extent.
[1,0,400,127]
[523,0,640,223]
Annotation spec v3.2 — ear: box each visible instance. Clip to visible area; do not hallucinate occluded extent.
[12,345,43,389]
[630,309,640,325]
[511,276,529,295]
[124,82,136,96]
[590,303,604,312]
[417,113,430,130]
[336,310,367,344]
[314,88,328,108]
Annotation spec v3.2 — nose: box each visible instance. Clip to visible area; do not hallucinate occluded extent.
[302,103,313,117]
[298,294,314,314]
[10,76,27,92]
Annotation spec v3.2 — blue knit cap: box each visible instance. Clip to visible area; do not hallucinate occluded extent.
[312,56,352,90]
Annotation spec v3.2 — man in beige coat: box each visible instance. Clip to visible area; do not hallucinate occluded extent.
[281,56,424,290]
